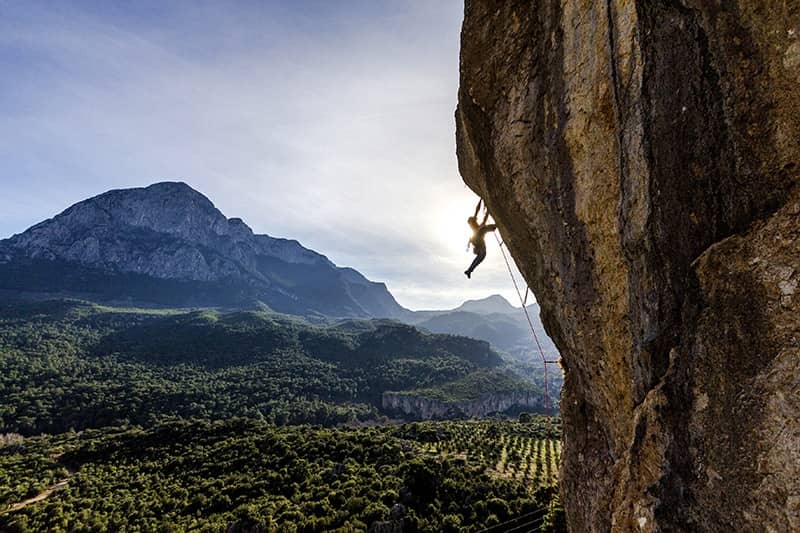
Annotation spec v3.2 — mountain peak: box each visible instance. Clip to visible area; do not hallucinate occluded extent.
[454,294,516,315]
[484,294,513,305]
[145,180,195,191]
[102,180,213,203]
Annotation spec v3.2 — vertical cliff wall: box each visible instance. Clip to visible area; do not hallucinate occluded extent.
[456,1,799,531]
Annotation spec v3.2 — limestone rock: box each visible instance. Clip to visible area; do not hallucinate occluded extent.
[456,1,799,531]
[382,391,544,419]
[1,182,407,318]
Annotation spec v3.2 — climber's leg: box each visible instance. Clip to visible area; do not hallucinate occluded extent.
[465,248,487,278]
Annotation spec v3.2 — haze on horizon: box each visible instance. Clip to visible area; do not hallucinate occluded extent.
[0,0,529,311]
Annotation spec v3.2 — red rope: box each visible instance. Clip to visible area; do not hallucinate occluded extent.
[493,232,557,431]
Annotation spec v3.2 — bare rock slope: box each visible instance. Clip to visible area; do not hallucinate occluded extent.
[456,1,799,531]
[382,390,544,420]
[0,182,406,318]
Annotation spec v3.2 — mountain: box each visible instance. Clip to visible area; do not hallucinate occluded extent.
[0,182,408,318]
[452,293,517,314]
[409,294,559,362]
[0,181,559,361]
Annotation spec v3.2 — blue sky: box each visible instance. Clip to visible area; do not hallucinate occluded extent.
[0,0,526,310]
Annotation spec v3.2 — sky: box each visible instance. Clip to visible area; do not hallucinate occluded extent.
[0,0,528,311]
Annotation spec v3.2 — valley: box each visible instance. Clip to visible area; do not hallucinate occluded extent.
[0,184,563,531]
[0,300,548,436]
[0,418,563,532]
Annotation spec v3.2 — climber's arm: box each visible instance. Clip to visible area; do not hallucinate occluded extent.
[473,199,482,218]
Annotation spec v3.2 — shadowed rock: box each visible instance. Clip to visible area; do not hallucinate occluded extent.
[456,1,799,531]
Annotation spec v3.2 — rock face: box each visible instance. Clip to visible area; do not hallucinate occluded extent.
[456,2,799,531]
[382,391,544,420]
[0,182,407,318]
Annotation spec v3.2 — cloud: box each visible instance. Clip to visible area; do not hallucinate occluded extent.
[0,0,534,310]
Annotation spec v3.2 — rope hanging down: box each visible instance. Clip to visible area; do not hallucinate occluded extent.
[493,231,559,423]
[475,508,548,533]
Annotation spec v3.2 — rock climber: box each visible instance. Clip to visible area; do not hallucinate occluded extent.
[465,199,497,279]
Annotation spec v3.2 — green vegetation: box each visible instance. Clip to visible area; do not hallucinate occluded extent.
[412,419,563,488]
[0,300,539,435]
[0,418,564,532]
[397,369,537,402]
[0,300,563,531]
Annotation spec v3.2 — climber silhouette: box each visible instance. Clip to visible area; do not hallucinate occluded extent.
[465,199,497,279]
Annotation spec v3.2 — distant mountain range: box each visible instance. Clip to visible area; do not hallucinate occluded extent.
[0,182,558,360]
[410,294,559,362]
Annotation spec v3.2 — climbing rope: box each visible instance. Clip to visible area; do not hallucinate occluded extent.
[493,231,559,432]
[503,515,549,533]
[475,507,550,533]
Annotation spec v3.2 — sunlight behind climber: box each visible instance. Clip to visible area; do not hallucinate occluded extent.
[464,199,497,279]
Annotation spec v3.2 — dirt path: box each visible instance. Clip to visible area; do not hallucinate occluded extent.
[2,478,70,514]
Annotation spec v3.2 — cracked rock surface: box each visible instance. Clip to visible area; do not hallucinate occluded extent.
[456,1,799,531]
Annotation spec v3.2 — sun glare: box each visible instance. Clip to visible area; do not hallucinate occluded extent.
[434,201,476,252]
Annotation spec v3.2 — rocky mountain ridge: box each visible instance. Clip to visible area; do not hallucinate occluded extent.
[0,182,406,318]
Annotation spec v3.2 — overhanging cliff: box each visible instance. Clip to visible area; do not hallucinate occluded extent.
[456,1,799,531]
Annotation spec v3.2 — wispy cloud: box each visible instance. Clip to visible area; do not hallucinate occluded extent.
[0,0,530,310]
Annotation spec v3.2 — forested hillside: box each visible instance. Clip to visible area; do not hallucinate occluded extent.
[0,300,538,435]
[0,300,563,532]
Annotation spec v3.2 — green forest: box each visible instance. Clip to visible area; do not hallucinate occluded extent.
[0,418,564,532]
[0,300,539,435]
[0,300,563,531]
